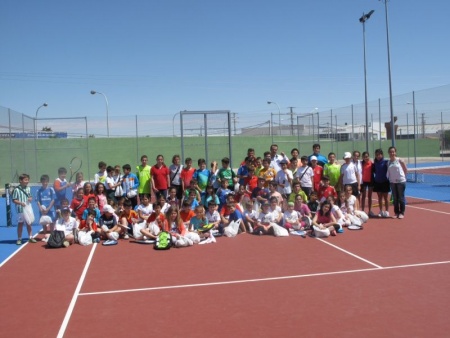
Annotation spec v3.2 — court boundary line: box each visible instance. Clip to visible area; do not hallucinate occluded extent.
[57,243,98,338]
[406,204,450,215]
[78,260,450,297]
[316,238,383,268]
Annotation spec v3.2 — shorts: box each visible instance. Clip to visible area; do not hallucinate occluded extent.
[17,213,25,223]
[373,181,390,193]
[360,182,373,190]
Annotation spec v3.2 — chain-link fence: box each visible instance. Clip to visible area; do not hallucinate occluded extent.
[1,84,449,187]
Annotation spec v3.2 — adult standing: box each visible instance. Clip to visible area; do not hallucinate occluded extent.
[386,147,408,219]
[151,155,170,200]
[372,149,390,218]
[169,155,183,200]
[308,144,328,167]
[269,144,289,172]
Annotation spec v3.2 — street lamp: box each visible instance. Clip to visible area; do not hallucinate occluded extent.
[35,103,48,139]
[407,98,418,171]
[90,90,110,137]
[267,101,281,136]
[359,9,374,152]
[380,0,395,146]
[35,102,48,180]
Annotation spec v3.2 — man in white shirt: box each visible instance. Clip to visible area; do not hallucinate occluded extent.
[269,144,289,172]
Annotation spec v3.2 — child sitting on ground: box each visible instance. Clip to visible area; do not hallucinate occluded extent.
[119,199,138,239]
[99,205,120,242]
[205,201,221,232]
[311,201,340,237]
[180,200,196,229]
[307,191,320,218]
[243,200,257,233]
[136,194,153,222]
[253,202,275,236]
[78,209,100,244]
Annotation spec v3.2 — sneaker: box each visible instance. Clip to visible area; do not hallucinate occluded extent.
[62,241,70,248]
[41,237,47,242]
[398,214,404,219]
[93,238,100,243]
[28,238,37,243]
[16,239,22,245]
[369,211,376,218]
[123,234,129,240]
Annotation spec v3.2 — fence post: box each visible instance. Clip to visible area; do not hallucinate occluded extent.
[6,184,12,227]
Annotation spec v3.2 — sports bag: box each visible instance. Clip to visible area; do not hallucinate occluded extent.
[47,230,66,248]
[154,231,173,250]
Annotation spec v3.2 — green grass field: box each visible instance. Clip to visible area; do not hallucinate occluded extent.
[0,136,441,186]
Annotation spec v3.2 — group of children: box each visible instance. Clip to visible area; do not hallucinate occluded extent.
[12,143,407,246]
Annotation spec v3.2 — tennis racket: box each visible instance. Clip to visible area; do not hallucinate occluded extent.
[348,224,363,230]
[69,157,83,183]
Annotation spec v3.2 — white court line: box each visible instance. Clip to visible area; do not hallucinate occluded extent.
[406,204,450,215]
[57,243,98,338]
[78,260,450,297]
[315,238,383,268]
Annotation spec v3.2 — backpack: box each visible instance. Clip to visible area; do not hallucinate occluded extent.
[154,231,173,250]
[47,230,66,248]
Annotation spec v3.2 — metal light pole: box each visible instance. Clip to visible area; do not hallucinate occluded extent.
[360,9,374,152]
[380,0,395,147]
[35,103,48,180]
[90,90,110,137]
[35,103,48,139]
[407,97,417,170]
[267,101,281,136]
[172,112,180,137]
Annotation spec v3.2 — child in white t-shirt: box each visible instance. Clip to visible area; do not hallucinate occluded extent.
[205,201,221,232]
[243,201,257,233]
[253,202,276,236]
[136,194,153,222]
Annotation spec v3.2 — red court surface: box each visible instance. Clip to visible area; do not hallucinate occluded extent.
[1,197,450,338]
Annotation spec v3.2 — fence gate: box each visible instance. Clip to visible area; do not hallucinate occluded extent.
[179,111,233,167]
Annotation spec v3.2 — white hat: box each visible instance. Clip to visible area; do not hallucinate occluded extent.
[103,205,115,214]
[310,156,318,161]
[343,152,352,159]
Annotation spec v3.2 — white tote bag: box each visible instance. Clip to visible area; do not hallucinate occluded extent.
[23,203,35,225]
[78,231,93,246]
[272,223,289,237]
[312,225,330,238]
[224,219,241,237]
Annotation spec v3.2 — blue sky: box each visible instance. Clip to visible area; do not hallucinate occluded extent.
[1,0,449,135]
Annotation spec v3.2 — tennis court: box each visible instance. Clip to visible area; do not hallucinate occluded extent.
[1,191,450,337]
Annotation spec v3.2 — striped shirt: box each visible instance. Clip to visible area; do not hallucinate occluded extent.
[12,185,31,213]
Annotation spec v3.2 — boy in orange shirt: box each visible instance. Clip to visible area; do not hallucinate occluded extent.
[119,199,138,239]
[180,200,196,229]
